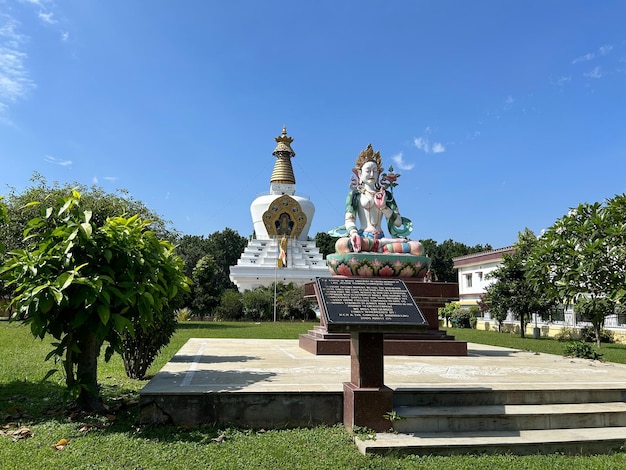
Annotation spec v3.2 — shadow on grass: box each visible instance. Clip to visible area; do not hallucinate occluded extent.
[0,380,66,422]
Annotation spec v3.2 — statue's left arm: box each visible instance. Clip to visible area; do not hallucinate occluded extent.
[383,190,413,238]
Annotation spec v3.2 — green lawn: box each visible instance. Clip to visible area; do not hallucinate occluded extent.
[447,326,626,364]
[1,320,626,469]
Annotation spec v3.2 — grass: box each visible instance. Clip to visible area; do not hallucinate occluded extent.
[447,326,626,364]
[2,320,626,469]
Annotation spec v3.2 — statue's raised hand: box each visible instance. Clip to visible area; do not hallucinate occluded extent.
[374,189,386,208]
[350,231,362,252]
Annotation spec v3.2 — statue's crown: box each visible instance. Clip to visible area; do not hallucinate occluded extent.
[355,144,383,172]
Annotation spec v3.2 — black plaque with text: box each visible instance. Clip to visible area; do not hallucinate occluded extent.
[315,278,428,332]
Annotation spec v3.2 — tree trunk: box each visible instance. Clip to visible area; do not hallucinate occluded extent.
[76,332,103,411]
[519,315,525,338]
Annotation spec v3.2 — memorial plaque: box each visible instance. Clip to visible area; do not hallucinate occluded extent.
[315,278,428,333]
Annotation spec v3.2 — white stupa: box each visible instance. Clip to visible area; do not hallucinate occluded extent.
[229,127,331,292]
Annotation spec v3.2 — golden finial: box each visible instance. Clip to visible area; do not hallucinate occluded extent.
[273,125,295,156]
[271,126,296,184]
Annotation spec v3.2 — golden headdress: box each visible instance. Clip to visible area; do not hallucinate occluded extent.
[355,144,383,174]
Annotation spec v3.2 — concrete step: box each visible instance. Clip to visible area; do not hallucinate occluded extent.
[393,402,626,433]
[393,387,626,407]
[355,427,626,456]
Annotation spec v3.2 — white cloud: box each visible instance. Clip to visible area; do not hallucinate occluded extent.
[413,137,429,153]
[21,0,47,6]
[599,44,613,56]
[505,95,514,105]
[572,52,595,64]
[92,176,99,184]
[38,11,56,24]
[44,155,72,166]
[584,66,602,79]
[391,152,415,171]
[432,142,446,154]
[61,31,69,41]
[572,45,614,65]
[0,16,36,105]
[556,76,571,86]
[103,176,118,182]
[413,134,446,155]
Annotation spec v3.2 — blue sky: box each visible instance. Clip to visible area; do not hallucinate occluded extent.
[2,1,625,249]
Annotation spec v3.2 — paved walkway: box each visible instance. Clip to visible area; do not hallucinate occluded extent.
[141,338,626,395]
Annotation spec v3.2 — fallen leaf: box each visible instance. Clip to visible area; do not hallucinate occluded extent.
[212,433,227,443]
[53,438,68,450]
[7,427,32,440]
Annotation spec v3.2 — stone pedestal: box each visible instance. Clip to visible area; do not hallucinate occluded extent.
[343,332,393,432]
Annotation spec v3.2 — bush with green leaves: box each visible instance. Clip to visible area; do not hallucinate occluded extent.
[242,288,272,321]
[278,285,315,320]
[191,255,221,317]
[121,307,178,379]
[563,341,603,360]
[438,301,459,328]
[213,290,244,320]
[579,326,615,344]
[0,190,190,409]
[175,307,193,322]
[554,328,581,342]
[451,309,472,328]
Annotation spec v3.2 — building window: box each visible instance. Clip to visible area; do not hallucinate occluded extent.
[477,272,483,282]
[465,273,472,288]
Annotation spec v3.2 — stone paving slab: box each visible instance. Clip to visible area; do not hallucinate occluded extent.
[140,338,626,395]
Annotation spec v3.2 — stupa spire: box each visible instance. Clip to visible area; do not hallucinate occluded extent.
[270,126,296,185]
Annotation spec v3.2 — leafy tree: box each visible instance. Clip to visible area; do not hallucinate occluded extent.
[191,255,221,317]
[528,194,626,347]
[1,174,175,299]
[279,285,315,320]
[314,232,338,258]
[478,293,507,332]
[175,234,211,278]
[1,174,174,253]
[205,228,248,292]
[438,301,459,327]
[421,238,492,282]
[574,297,618,348]
[242,288,272,321]
[214,290,244,321]
[484,229,555,338]
[1,190,189,410]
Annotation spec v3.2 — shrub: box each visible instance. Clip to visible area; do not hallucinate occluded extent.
[279,286,315,321]
[451,309,472,328]
[214,290,244,321]
[563,341,602,360]
[554,328,581,342]
[121,308,178,379]
[580,326,615,344]
[242,289,272,321]
[175,307,193,322]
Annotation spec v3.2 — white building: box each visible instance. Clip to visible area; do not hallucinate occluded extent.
[452,247,514,308]
[229,127,331,292]
[453,246,626,340]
